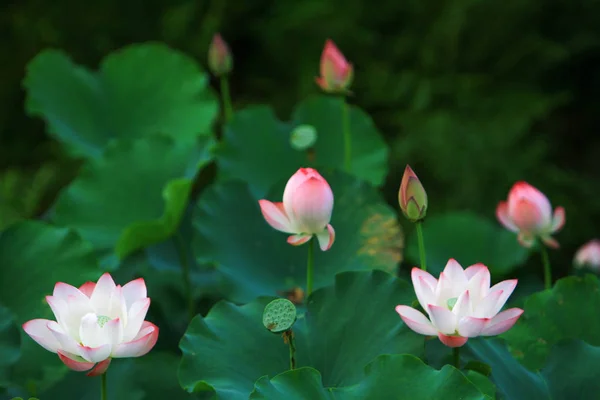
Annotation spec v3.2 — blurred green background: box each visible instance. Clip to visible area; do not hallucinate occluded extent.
[1,0,599,280]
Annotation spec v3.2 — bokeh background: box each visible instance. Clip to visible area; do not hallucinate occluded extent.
[1,0,599,281]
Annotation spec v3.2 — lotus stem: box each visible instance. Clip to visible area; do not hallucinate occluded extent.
[416,221,427,271]
[306,238,315,297]
[220,76,233,122]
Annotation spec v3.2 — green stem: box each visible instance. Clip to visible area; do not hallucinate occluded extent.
[174,233,195,320]
[453,347,460,369]
[220,76,233,122]
[306,238,315,297]
[286,330,296,370]
[416,221,427,271]
[541,245,552,290]
[101,372,107,400]
[341,97,351,172]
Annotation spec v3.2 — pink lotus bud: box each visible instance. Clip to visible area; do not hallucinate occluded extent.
[574,239,600,271]
[259,168,335,251]
[496,181,565,249]
[398,165,428,223]
[208,33,232,77]
[395,259,523,348]
[315,39,353,94]
[23,273,159,376]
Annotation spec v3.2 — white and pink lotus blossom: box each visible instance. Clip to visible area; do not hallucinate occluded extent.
[259,168,335,251]
[395,259,523,348]
[496,181,565,248]
[23,273,158,376]
[574,239,600,271]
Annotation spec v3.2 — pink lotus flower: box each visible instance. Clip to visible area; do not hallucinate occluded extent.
[23,273,158,376]
[574,239,600,270]
[315,39,353,94]
[496,181,565,248]
[398,165,428,222]
[395,259,523,348]
[208,33,232,77]
[259,168,335,251]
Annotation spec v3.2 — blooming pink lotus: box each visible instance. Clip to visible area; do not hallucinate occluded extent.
[259,168,335,251]
[208,33,232,77]
[23,273,158,376]
[395,259,523,348]
[315,39,353,94]
[574,239,600,270]
[496,181,565,248]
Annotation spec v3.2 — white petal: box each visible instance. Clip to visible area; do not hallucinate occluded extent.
[122,278,147,309]
[481,308,523,336]
[451,290,472,318]
[47,321,81,354]
[124,298,150,342]
[487,279,518,315]
[411,268,437,310]
[465,265,491,302]
[428,304,457,334]
[106,318,124,353]
[79,313,109,349]
[473,290,503,318]
[22,319,61,353]
[395,305,437,336]
[90,273,117,313]
[52,282,84,301]
[315,224,335,251]
[457,316,489,337]
[442,259,468,287]
[51,293,93,341]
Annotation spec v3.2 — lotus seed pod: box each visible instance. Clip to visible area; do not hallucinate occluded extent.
[262,298,297,333]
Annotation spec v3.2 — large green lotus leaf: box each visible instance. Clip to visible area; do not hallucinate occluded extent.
[427,336,600,399]
[463,338,549,400]
[292,96,389,186]
[24,43,218,159]
[36,352,198,400]
[250,355,491,400]
[179,270,423,399]
[215,95,388,198]
[0,305,21,388]
[52,135,214,260]
[501,274,600,370]
[0,221,101,392]
[405,212,528,276]
[215,106,304,199]
[192,171,403,303]
[542,340,600,399]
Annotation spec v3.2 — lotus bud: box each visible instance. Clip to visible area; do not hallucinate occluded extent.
[496,181,565,249]
[315,39,353,94]
[208,33,232,77]
[399,165,428,223]
[574,239,600,271]
[259,168,335,251]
